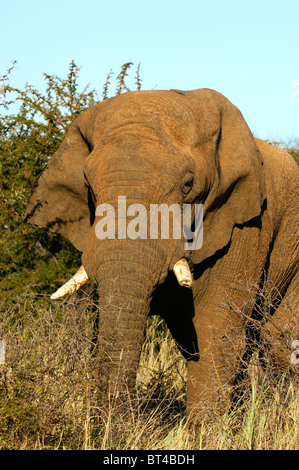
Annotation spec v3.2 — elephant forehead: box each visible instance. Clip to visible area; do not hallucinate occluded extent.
[84,139,194,190]
[91,90,220,148]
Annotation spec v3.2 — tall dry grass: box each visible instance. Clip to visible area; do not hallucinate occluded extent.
[0,287,298,450]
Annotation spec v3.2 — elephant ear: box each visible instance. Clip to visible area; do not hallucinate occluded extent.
[187,89,266,265]
[25,110,96,252]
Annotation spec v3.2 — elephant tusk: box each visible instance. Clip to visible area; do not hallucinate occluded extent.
[173,258,193,288]
[50,266,89,300]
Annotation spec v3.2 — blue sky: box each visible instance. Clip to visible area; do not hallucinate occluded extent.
[1,0,298,144]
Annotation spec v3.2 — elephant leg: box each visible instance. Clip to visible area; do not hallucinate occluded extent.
[187,273,299,417]
[187,304,247,416]
[258,272,299,371]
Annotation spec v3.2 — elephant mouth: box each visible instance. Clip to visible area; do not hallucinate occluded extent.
[50,257,193,300]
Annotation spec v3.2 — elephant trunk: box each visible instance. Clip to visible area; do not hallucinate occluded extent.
[83,238,166,403]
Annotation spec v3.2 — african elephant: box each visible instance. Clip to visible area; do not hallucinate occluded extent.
[25,88,299,414]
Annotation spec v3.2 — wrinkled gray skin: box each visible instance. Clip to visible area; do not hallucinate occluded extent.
[25,89,299,414]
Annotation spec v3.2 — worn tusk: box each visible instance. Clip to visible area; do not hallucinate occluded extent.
[50,266,89,300]
[173,258,193,288]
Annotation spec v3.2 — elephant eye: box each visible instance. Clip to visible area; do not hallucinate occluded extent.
[182,177,194,194]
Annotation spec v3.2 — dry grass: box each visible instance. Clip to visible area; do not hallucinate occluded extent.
[0,287,298,450]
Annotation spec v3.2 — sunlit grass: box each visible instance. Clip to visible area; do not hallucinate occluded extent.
[0,289,298,450]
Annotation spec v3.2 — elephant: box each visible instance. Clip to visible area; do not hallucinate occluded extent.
[25,88,299,415]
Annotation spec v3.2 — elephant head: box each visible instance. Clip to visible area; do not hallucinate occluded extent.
[25,89,265,403]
